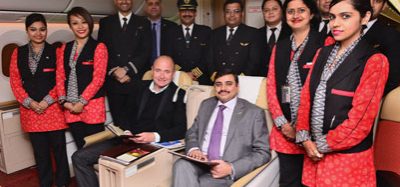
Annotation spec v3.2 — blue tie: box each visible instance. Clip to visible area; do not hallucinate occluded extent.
[207,105,226,160]
[151,23,158,64]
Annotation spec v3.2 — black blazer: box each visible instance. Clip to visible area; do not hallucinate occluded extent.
[159,18,178,56]
[98,14,152,93]
[274,29,323,121]
[17,42,56,101]
[206,23,263,76]
[309,39,377,153]
[63,37,105,99]
[166,24,212,84]
[258,22,292,75]
[125,81,187,142]
[364,19,400,94]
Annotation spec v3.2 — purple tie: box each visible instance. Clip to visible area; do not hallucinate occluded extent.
[208,105,226,160]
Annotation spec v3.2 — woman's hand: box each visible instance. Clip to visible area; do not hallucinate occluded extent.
[30,101,43,114]
[38,100,49,111]
[303,140,324,161]
[281,123,296,141]
[71,102,84,114]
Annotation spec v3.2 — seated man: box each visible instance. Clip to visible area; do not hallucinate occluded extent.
[72,56,187,187]
[173,70,270,187]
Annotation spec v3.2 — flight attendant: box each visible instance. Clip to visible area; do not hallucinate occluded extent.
[56,7,108,149]
[296,0,388,186]
[266,0,322,186]
[9,13,70,187]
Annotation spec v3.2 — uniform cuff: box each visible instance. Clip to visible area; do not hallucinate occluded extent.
[22,97,33,108]
[43,95,55,105]
[274,115,288,129]
[315,134,331,153]
[191,67,203,78]
[296,130,310,144]
[128,62,138,74]
[79,96,88,105]
[153,132,161,142]
[108,67,119,76]
[229,162,236,180]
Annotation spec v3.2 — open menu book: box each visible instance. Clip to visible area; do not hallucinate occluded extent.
[169,151,219,166]
[100,143,160,165]
[106,123,137,138]
[151,140,185,151]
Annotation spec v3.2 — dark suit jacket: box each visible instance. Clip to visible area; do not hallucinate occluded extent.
[98,14,152,94]
[185,97,270,179]
[159,18,178,56]
[258,22,292,75]
[166,24,212,84]
[364,19,400,94]
[206,24,263,76]
[124,81,187,142]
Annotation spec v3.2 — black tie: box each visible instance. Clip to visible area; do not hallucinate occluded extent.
[227,28,234,44]
[268,27,277,49]
[151,23,157,64]
[321,20,329,35]
[185,27,191,48]
[122,17,128,32]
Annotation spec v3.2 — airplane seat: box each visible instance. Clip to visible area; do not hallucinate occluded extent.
[185,76,278,187]
[142,70,194,90]
[375,87,400,186]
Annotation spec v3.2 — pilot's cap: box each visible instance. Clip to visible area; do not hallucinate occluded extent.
[177,0,198,10]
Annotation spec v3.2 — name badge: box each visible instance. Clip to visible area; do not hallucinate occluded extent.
[281,85,291,103]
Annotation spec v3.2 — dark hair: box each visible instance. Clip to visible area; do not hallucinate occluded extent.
[330,0,372,18]
[214,69,239,84]
[25,13,47,30]
[261,0,283,10]
[67,7,94,35]
[224,0,244,11]
[283,0,321,28]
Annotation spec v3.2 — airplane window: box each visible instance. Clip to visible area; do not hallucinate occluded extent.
[2,43,19,77]
[52,41,63,49]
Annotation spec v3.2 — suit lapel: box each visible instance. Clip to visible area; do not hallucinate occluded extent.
[199,98,218,147]
[223,99,245,155]
[155,85,174,119]
[327,39,369,87]
[137,88,150,120]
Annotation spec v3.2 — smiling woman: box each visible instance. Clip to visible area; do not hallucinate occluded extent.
[56,7,108,150]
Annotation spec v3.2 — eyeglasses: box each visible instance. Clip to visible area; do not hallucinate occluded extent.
[263,7,280,13]
[286,8,307,15]
[224,9,242,15]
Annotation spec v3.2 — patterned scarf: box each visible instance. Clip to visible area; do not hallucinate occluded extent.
[66,41,84,103]
[286,35,309,125]
[28,42,44,75]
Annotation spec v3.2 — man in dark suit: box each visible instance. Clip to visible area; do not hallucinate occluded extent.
[144,0,178,64]
[259,0,291,75]
[166,0,212,84]
[206,0,263,79]
[172,70,270,187]
[72,56,187,187]
[98,0,152,128]
[365,0,400,94]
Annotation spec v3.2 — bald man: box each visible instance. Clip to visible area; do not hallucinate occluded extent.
[72,56,187,187]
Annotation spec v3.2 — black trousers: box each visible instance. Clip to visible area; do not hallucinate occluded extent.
[72,138,120,187]
[69,122,104,149]
[29,130,70,187]
[277,152,304,187]
[107,92,135,129]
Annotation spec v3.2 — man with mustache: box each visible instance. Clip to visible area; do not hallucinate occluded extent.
[166,0,212,84]
[98,0,152,128]
[172,70,270,186]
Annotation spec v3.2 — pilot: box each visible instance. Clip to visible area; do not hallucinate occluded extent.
[144,0,178,64]
[316,0,332,39]
[97,0,152,129]
[72,56,187,187]
[364,0,400,94]
[172,70,270,187]
[166,0,212,84]
[206,0,264,79]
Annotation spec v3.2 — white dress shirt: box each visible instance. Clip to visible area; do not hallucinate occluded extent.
[118,12,132,27]
[201,97,238,157]
[182,24,194,36]
[226,26,238,40]
[266,22,282,43]
[364,19,378,34]
[318,19,331,34]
